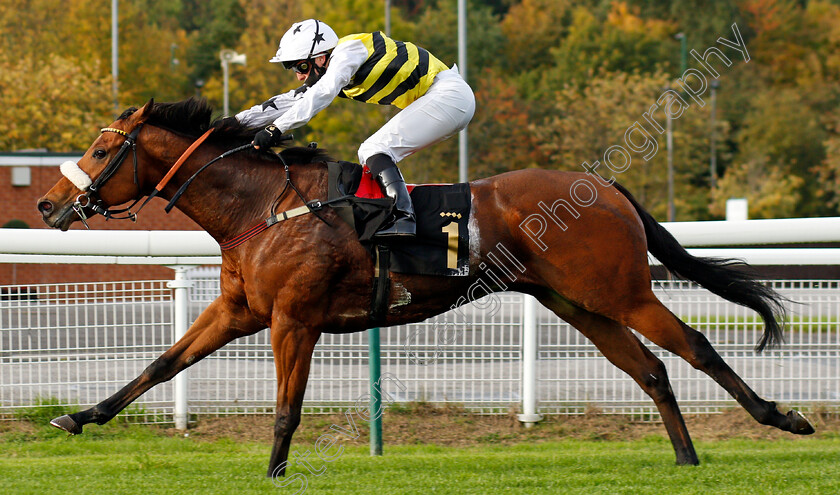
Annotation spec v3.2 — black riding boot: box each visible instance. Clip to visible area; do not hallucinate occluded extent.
[369,156,416,237]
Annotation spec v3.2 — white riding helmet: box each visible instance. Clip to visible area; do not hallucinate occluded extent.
[269,19,339,67]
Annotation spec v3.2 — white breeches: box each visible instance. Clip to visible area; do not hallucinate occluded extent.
[357,66,476,165]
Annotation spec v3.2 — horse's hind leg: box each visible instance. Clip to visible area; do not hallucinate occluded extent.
[624,298,814,435]
[538,293,699,465]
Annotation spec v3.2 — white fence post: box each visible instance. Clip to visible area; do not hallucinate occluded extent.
[518,294,543,427]
[167,265,193,430]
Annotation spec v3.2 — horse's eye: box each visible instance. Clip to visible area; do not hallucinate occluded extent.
[93,149,107,160]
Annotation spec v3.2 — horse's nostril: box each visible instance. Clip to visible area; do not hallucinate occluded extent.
[38,201,53,213]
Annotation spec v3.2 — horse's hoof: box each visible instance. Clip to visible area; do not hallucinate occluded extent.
[675,456,700,466]
[787,410,815,435]
[50,415,83,435]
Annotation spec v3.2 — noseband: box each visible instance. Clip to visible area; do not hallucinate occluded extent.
[71,124,145,228]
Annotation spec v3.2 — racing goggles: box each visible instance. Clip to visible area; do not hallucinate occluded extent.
[283,59,312,74]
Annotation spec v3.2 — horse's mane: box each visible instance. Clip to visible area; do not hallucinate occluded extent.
[119,98,332,165]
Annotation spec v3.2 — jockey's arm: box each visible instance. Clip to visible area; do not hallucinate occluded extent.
[235,89,303,128]
[235,40,368,133]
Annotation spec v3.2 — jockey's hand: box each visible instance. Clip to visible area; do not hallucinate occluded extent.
[253,124,284,150]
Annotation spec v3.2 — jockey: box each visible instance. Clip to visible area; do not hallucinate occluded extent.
[236,19,475,237]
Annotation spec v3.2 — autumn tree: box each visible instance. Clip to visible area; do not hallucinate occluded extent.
[2,0,839,223]
[532,69,715,220]
[815,112,840,213]
[0,54,112,151]
[624,0,747,49]
[413,0,506,77]
[499,0,574,72]
[710,156,805,219]
[527,2,675,97]
[0,0,194,152]
[713,0,840,217]
[728,86,827,216]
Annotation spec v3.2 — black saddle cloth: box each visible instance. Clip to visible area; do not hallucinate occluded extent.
[328,161,471,277]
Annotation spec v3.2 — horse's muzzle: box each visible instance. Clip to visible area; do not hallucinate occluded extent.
[37,198,75,231]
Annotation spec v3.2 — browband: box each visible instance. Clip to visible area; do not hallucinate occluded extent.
[101,127,129,137]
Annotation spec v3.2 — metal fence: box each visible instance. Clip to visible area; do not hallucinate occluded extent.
[1,274,838,423]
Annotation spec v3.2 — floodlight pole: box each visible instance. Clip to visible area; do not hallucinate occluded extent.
[221,50,247,117]
[458,0,468,183]
[385,0,391,36]
[112,0,119,116]
[710,79,720,189]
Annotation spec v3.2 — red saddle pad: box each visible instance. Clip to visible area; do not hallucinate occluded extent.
[356,165,425,198]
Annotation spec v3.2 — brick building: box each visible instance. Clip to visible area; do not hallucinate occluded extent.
[0,152,203,285]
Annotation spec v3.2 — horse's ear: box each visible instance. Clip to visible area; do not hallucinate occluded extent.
[136,98,155,119]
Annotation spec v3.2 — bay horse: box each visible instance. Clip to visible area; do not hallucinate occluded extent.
[37,98,813,476]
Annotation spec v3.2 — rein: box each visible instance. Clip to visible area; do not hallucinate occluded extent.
[163,142,255,213]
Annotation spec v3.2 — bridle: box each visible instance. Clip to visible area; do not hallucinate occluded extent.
[67,121,325,248]
[71,124,145,228]
[70,123,226,228]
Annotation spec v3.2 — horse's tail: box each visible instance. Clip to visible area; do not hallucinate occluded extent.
[612,182,786,352]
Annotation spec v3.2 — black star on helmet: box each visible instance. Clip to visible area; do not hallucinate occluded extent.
[313,32,325,44]
[293,24,302,34]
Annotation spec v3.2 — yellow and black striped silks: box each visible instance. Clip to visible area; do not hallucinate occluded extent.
[337,32,449,109]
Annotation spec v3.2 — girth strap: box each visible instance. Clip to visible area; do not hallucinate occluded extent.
[370,245,391,326]
[219,204,312,251]
[219,195,354,251]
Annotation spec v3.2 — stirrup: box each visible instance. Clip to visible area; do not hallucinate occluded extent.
[375,216,416,237]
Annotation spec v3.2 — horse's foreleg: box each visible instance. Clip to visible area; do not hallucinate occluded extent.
[266,318,320,478]
[625,300,815,435]
[540,294,699,465]
[51,297,263,434]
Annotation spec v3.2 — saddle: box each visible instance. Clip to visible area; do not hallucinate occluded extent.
[327,161,471,278]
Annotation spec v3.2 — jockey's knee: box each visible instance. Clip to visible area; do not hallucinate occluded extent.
[359,144,397,168]
[366,154,397,176]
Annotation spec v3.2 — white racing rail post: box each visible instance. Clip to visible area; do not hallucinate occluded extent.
[167,265,194,430]
[518,294,543,427]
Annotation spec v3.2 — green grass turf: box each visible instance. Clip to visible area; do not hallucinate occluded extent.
[1,423,838,494]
